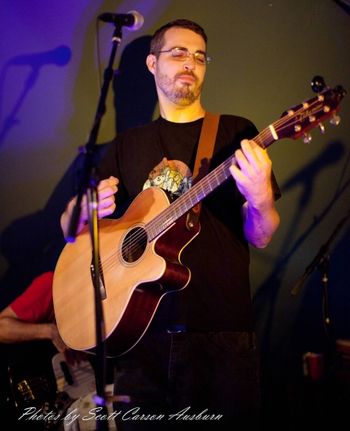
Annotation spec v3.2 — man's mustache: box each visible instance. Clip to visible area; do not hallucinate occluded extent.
[174,71,198,81]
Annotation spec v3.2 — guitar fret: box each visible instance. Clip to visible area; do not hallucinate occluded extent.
[255,128,275,149]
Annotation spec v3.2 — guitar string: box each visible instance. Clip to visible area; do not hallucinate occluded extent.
[99,95,335,271]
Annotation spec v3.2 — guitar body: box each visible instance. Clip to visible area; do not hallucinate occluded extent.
[53,187,200,357]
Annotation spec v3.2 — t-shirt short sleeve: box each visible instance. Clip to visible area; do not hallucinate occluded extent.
[11,272,54,322]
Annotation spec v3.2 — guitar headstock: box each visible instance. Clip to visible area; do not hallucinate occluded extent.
[273,77,346,143]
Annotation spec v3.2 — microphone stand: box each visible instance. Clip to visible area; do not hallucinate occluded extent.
[67,23,124,431]
[291,208,350,337]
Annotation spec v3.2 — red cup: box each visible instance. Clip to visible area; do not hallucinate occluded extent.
[303,352,324,381]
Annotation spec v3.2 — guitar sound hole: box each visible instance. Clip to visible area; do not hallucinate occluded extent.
[122,227,148,263]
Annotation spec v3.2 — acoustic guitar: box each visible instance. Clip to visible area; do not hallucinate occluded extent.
[53,81,345,357]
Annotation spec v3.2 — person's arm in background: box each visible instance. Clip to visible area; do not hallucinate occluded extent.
[0,272,83,364]
[0,306,66,353]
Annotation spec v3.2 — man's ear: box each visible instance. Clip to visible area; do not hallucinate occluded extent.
[146,54,156,75]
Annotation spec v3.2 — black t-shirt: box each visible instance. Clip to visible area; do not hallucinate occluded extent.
[98,114,267,332]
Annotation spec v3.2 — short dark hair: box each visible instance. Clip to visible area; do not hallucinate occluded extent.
[150,19,208,56]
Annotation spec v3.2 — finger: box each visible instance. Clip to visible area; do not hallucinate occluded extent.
[245,139,271,165]
[98,202,116,217]
[98,179,118,199]
[241,140,272,176]
[234,147,254,176]
[98,194,115,209]
[229,162,248,185]
[98,176,119,191]
[240,140,262,167]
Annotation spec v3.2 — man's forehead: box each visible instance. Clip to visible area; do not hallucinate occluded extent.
[162,27,206,49]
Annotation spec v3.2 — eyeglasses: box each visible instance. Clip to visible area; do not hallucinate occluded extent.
[155,47,212,65]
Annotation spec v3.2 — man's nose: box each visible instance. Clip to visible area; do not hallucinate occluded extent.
[183,56,196,70]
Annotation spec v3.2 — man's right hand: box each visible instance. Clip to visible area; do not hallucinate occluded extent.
[60,176,119,239]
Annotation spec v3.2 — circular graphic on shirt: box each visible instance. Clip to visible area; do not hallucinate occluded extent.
[143,157,192,198]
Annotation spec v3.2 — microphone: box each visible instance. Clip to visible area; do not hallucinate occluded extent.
[98,10,144,31]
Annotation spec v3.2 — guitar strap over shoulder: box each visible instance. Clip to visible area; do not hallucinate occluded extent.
[186,111,220,229]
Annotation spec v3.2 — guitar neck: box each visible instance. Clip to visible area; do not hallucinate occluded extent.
[145,82,346,240]
[146,126,276,240]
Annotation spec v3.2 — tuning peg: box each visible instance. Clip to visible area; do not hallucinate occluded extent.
[330,114,341,126]
[303,133,312,144]
[318,122,325,134]
[311,75,326,93]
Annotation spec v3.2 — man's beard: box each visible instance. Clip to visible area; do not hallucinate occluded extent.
[157,72,202,106]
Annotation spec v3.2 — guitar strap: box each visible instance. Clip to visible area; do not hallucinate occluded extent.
[186,111,220,229]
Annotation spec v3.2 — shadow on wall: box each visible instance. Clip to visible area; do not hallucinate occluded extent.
[334,0,350,15]
[260,224,350,428]
[253,139,350,426]
[291,224,350,355]
[114,35,157,132]
[0,35,157,309]
[0,45,72,146]
[254,140,349,358]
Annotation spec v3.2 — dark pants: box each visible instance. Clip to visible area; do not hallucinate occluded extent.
[113,331,261,430]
